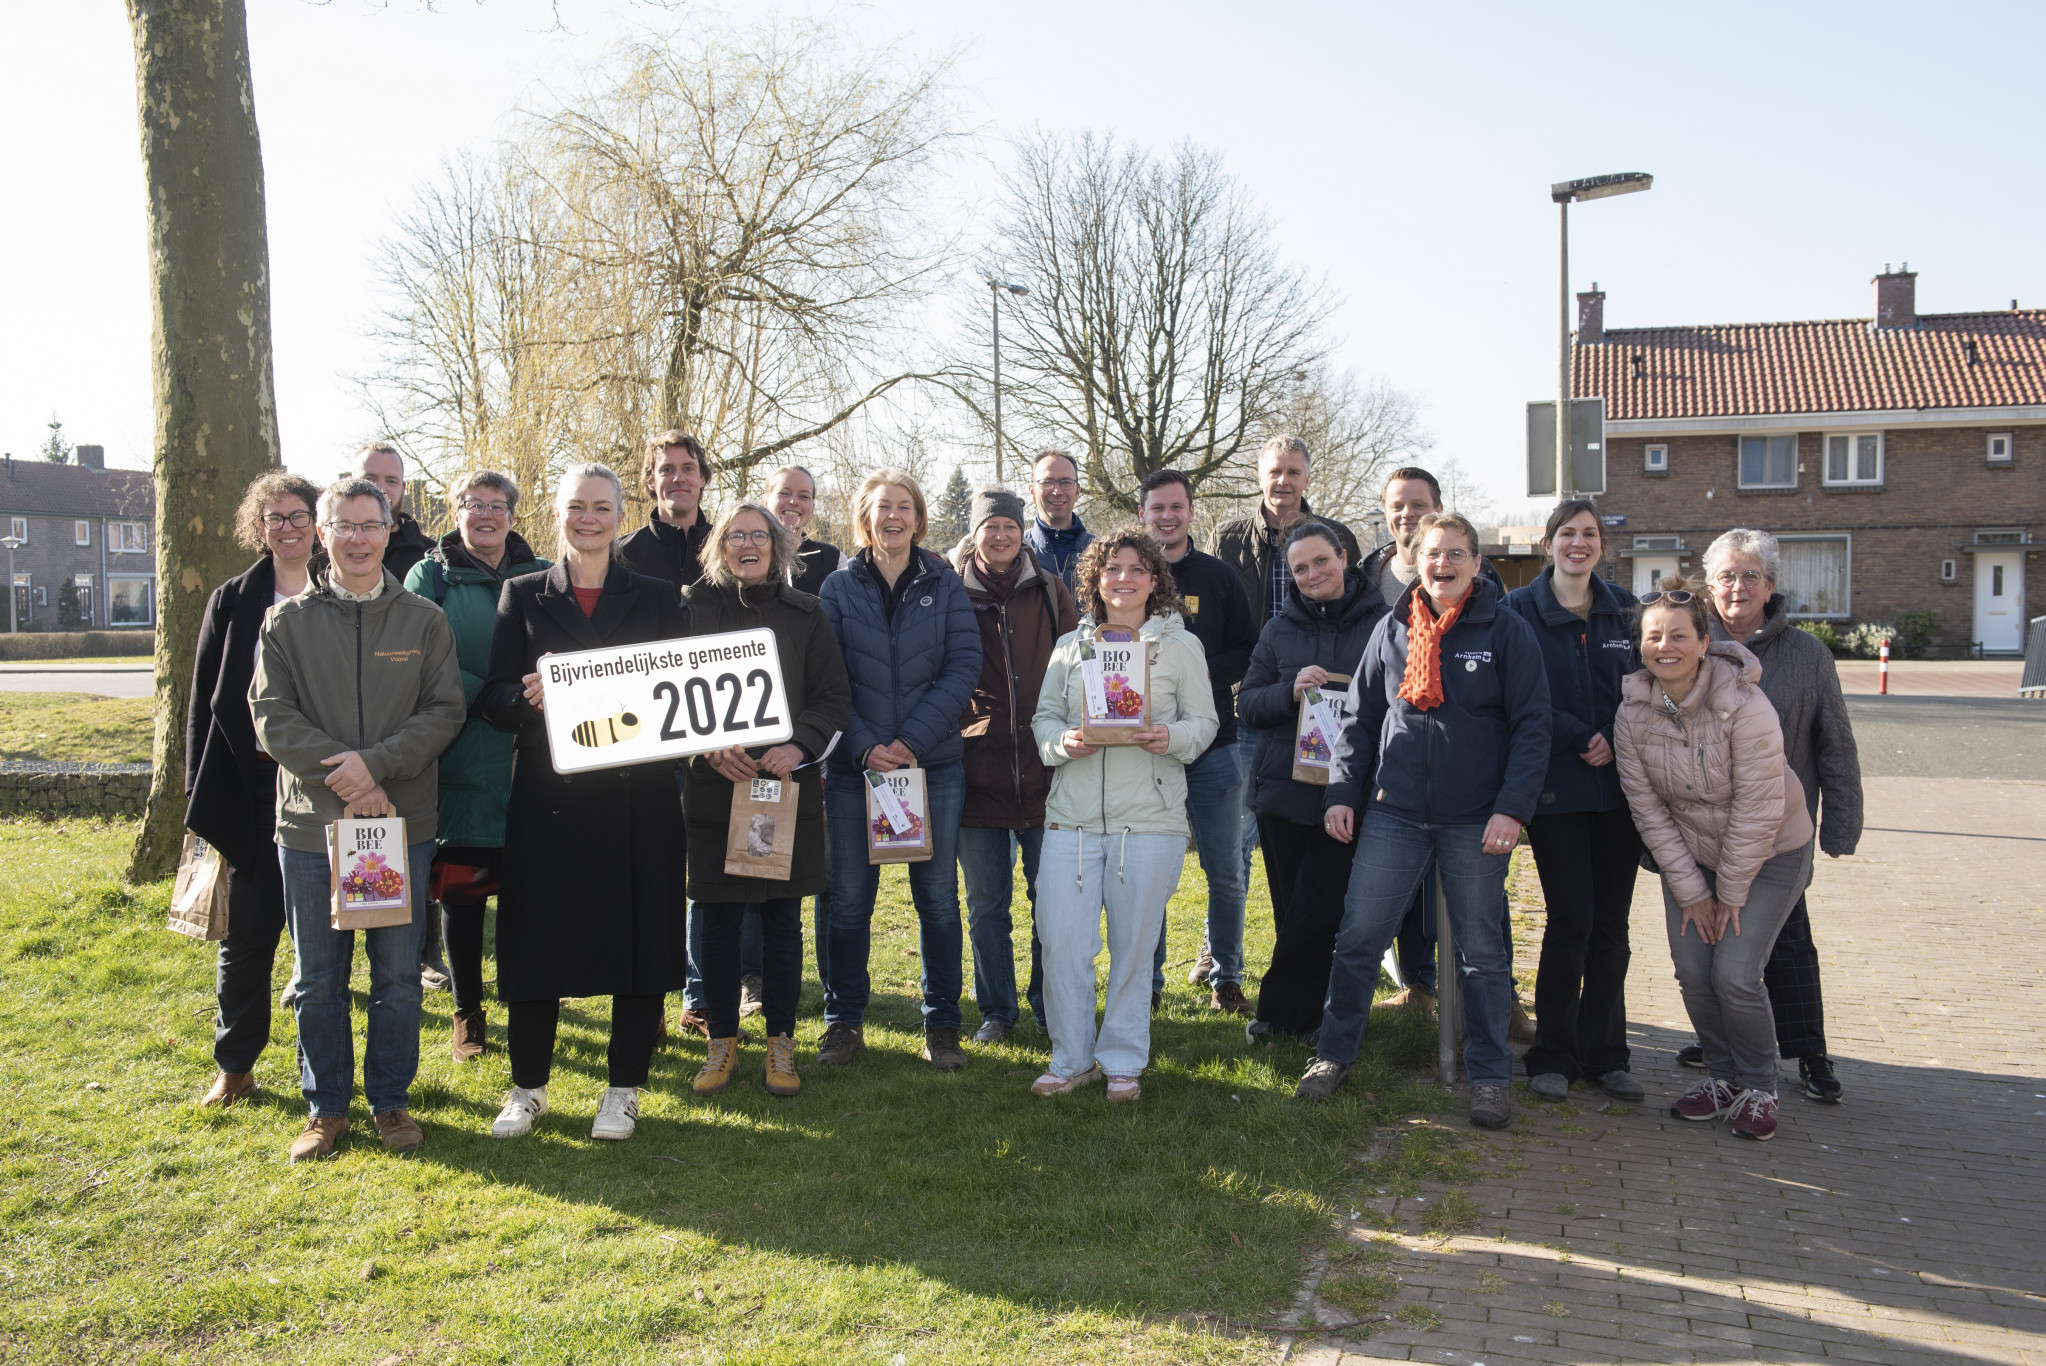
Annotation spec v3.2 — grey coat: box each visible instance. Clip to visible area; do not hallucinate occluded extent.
[1711,596,1863,857]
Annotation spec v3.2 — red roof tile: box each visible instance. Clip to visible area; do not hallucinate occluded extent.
[1575,310,2046,421]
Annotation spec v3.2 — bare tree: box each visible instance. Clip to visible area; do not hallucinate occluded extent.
[362,17,964,516]
[967,131,1335,512]
[124,0,282,880]
[1435,455,1501,530]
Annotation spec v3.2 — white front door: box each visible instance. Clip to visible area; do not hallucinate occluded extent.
[1633,556,1679,597]
[1974,551,2025,653]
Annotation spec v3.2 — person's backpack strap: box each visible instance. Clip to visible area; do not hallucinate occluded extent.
[425,559,449,606]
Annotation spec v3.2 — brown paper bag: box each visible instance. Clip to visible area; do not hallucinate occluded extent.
[725,774,799,879]
[1291,672,1353,786]
[864,765,933,865]
[328,816,415,930]
[167,834,231,941]
[1078,628,1149,746]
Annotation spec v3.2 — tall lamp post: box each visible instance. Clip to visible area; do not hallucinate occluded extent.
[989,280,1030,483]
[0,534,21,634]
[1549,172,1652,498]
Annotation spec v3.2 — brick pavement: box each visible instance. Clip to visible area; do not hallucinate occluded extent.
[1834,660,2025,698]
[1284,777,2046,1365]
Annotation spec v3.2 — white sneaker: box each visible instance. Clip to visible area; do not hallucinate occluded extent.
[491,1085,547,1138]
[591,1086,640,1141]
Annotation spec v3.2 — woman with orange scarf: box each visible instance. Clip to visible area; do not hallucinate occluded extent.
[1293,512,1551,1130]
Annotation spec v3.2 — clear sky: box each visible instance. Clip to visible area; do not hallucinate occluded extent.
[5,0,2042,509]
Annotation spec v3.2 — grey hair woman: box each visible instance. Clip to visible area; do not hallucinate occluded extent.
[701,501,801,590]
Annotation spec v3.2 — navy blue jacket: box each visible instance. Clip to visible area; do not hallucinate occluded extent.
[1166,545,1258,748]
[1328,577,1552,827]
[1024,514,1094,592]
[1238,569,1388,826]
[819,546,982,775]
[1503,567,1637,817]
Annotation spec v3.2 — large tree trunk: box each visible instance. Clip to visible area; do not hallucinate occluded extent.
[124,0,281,882]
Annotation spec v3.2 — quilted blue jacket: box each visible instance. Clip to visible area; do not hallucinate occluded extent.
[819,546,982,775]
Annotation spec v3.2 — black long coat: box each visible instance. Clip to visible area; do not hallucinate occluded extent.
[677,578,851,903]
[183,555,280,874]
[479,558,690,1001]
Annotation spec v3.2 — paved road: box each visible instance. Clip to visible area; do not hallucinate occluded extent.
[1847,696,2043,780]
[0,670,154,698]
[1290,775,2046,1364]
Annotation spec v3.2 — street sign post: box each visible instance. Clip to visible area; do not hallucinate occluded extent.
[1526,397,1606,497]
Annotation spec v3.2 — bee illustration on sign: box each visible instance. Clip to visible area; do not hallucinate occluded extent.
[571,705,644,749]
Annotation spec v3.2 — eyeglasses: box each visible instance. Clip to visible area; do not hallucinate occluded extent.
[1102,565,1153,579]
[460,499,511,516]
[1420,548,1471,565]
[1637,590,1695,605]
[1035,478,1078,493]
[323,519,389,538]
[1712,569,1765,587]
[261,510,313,530]
[724,529,773,547]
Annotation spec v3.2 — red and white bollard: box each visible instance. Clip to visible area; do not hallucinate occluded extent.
[1878,637,1891,695]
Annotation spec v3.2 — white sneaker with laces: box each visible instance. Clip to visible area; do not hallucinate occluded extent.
[591,1086,640,1141]
[491,1085,547,1138]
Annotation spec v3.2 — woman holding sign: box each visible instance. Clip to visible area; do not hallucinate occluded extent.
[816,469,982,1073]
[1029,529,1218,1102]
[679,503,850,1099]
[1236,523,1387,1044]
[1502,500,1644,1105]
[479,463,691,1143]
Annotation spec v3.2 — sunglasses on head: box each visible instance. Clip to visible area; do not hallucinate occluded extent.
[1637,590,1695,605]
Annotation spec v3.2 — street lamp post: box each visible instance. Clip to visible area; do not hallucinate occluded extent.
[989,280,1030,484]
[1549,172,1652,499]
[0,534,21,634]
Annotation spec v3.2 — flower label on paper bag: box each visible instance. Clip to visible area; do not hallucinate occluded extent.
[864,767,932,864]
[327,817,415,930]
[1292,673,1353,786]
[1079,628,1148,745]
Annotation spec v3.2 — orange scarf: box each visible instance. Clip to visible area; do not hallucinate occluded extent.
[1398,591,1465,710]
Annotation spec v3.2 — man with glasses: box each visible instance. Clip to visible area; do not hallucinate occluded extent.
[766,464,842,596]
[621,429,714,596]
[1023,450,1093,592]
[352,442,434,581]
[252,477,465,1162]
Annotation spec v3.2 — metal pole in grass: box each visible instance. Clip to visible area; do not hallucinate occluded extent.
[1434,865,1459,1089]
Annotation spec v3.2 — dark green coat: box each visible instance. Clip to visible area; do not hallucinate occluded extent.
[405,531,549,848]
[679,577,851,902]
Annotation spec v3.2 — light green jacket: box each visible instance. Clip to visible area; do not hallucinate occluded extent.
[1031,611,1218,837]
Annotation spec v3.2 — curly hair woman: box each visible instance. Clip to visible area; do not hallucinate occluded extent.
[1026,526,1217,1102]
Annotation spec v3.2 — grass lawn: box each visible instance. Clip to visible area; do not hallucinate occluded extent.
[0,816,1478,1364]
[0,693,155,765]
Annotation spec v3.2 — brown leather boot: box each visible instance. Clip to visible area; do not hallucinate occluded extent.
[201,1070,254,1108]
[451,1008,487,1063]
[374,1109,424,1153]
[288,1115,348,1163]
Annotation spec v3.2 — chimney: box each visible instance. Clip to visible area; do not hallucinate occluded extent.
[1873,264,1917,329]
[1577,283,1606,345]
[74,444,105,471]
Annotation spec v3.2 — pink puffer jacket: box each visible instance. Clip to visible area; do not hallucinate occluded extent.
[1614,640,1815,909]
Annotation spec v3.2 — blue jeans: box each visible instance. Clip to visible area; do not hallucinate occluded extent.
[1152,741,1247,990]
[1396,876,1438,995]
[958,824,1046,1027]
[685,904,763,1010]
[823,762,966,1030]
[1236,726,1262,884]
[281,839,434,1118]
[1316,808,1515,1085]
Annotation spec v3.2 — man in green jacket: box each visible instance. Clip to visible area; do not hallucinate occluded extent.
[252,477,465,1163]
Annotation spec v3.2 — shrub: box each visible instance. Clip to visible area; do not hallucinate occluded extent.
[1842,622,1898,658]
[1894,609,1938,657]
[1796,621,1843,654]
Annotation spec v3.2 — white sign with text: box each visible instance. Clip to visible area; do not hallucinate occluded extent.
[538,628,794,774]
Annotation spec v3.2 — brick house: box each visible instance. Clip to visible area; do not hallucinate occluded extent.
[0,447,157,631]
[1575,269,2044,655]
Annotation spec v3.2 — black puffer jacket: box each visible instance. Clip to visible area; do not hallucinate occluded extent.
[1237,570,1387,826]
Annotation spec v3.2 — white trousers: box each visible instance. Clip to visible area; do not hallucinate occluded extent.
[1036,828,1185,1079]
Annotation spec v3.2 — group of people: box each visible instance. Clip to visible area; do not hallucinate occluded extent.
[181,429,1859,1162]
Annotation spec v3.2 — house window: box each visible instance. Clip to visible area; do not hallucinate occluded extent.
[1987,433,2013,464]
[111,522,148,554]
[108,577,154,626]
[1940,559,1958,583]
[74,520,90,547]
[1632,535,1678,550]
[1644,443,1669,473]
[1738,435,1798,489]
[7,517,24,543]
[1777,536,1850,618]
[1823,433,1882,486]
